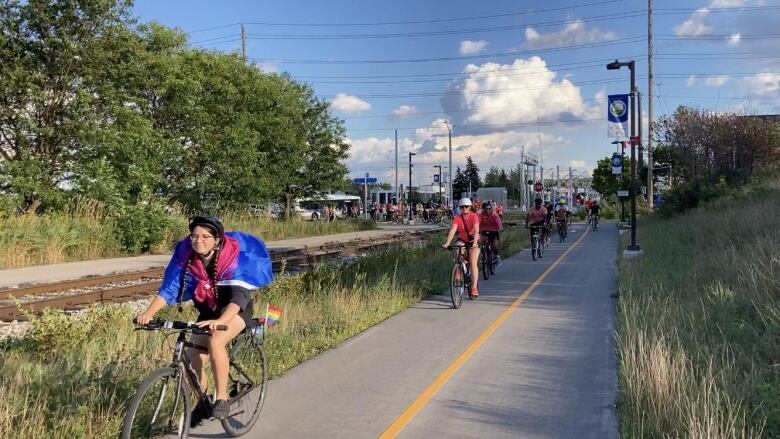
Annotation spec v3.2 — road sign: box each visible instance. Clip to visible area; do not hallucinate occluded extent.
[533,182,543,192]
[353,177,377,184]
[433,174,440,183]
[611,153,623,175]
[617,190,629,197]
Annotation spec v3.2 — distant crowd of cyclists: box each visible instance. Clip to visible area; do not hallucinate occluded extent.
[368,199,506,224]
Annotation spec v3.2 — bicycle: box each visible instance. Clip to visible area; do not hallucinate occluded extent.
[446,245,472,308]
[592,214,599,231]
[556,218,567,243]
[479,233,499,278]
[526,225,545,261]
[121,319,268,439]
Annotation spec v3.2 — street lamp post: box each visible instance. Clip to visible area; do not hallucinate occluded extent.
[607,59,641,253]
[409,152,416,221]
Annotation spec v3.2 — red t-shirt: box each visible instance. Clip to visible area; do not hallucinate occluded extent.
[479,211,503,232]
[455,212,479,243]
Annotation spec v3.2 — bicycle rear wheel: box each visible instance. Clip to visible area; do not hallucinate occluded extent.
[221,333,269,437]
[121,367,190,439]
[593,217,598,231]
[450,264,464,309]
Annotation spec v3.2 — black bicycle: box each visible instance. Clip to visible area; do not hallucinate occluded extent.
[556,218,567,243]
[446,245,472,308]
[527,225,545,261]
[479,233,499,279]
[121,319,268,438]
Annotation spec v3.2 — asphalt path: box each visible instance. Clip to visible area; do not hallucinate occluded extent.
[192,222,619,439]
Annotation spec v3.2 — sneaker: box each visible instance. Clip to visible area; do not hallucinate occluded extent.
[190,398,212,428]
[212,399,231,419]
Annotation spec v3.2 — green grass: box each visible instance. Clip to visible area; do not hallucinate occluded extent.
[0,203,375,269]
[0,227,528,438]
[617,180,780,438]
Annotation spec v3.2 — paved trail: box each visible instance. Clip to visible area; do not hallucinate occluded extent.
[194,222,620,439]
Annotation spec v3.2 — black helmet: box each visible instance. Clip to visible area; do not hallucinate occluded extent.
[189,215,224,237]
[483,202,493,210]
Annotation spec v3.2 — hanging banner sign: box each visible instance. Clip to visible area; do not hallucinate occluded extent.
[611,152,623,175]
[433,174,440,183]
[607,94,629,138]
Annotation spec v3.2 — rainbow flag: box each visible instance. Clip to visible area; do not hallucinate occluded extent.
[265,304,282,327]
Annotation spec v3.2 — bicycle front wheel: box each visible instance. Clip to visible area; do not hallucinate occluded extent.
[221,333,269,437]
[450,264,465,309]
[121,367,190,439]
[531,236,538,261]
[481,248,489,280]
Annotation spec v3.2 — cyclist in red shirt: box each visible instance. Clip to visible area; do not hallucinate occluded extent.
[479,202,503,265]
[442,197,481,298]
[525,198,548,242]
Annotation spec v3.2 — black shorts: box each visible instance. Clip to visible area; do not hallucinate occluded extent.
[480,231,500,241]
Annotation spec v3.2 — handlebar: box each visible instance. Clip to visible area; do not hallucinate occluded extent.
[133,318,228,333]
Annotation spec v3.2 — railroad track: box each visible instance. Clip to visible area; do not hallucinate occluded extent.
[0,229,440,321]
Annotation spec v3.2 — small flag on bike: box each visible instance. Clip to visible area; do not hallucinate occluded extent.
[265,304,282,327]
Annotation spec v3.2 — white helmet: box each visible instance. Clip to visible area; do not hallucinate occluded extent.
[458,197,472,207]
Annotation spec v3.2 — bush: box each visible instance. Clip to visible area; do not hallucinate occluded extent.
[656,180,729,218]
[113,203,177,253]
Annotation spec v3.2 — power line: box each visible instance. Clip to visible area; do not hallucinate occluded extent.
[239,11,645,40]
[228,0,626,27]
[248,36,645,64]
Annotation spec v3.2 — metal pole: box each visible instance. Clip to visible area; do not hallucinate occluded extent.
[628,61,640,251]
[445,122,453,211]
[395,129,398,204]
[520,147,525,211]
[647,0,655,208]
[364,172,368,220]
[408,152,413,221]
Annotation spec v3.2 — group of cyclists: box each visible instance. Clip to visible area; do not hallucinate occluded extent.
[132,196,598,429]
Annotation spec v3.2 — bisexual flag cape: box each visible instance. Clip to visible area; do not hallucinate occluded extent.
[158,231,274,305]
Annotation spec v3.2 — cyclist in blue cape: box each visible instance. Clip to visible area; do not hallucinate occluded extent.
[135,215,273,424]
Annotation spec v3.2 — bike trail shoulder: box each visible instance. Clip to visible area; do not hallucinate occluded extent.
[0,224,440,289]
[192,222,619,438]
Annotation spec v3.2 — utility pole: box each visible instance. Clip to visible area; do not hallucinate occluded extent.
[433,165,443,203]
[408,152,416,221]
[444,122,453,210]
[556,165,560,201]
[647,0,655,208]
[536,107,543,183]
[395,129,399,204]
[364,172,369,220]
[568,167,573,206]
[520,146,526,211]
[241,24,247,62]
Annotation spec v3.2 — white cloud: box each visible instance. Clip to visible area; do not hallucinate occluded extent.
[742,73,780,96]
[330,93,371,113]
[391,105,418,117]
[728,33,741,45]
[674,8,713,36]
[704,75,730,86]
[460,40,489,55]
[440,57,598,131]
[570,160,587,168]
[687,75,697,86]
[525,20,615,49]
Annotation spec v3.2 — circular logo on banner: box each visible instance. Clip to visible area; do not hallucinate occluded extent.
[611,154,622,167]
[533,182,543,192]
[609,100,627,118]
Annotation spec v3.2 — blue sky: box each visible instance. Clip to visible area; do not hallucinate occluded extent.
[134,0,780,186]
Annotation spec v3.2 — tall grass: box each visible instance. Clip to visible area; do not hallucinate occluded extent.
[617,180,780,437]
[0,203,375,269]
[0,227,528,438]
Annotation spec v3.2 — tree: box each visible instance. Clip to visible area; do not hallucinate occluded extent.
[452,166,468,199]
[484,166,510,189]
[463,156,482,192]
[591,156,631,200]
[0,0,144,212]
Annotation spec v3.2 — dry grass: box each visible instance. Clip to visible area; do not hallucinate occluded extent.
[617,179,780,438]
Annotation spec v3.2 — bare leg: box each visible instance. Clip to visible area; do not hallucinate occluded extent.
[469,246,480,293]
[208,314,246,401]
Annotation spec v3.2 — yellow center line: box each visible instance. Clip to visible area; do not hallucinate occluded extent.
[378,226,591,438]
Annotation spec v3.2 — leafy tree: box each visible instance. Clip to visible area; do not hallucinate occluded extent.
[591,155,631,200]
[484,166,510,189]
[452,166,468,199]
[463,156,482,192]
